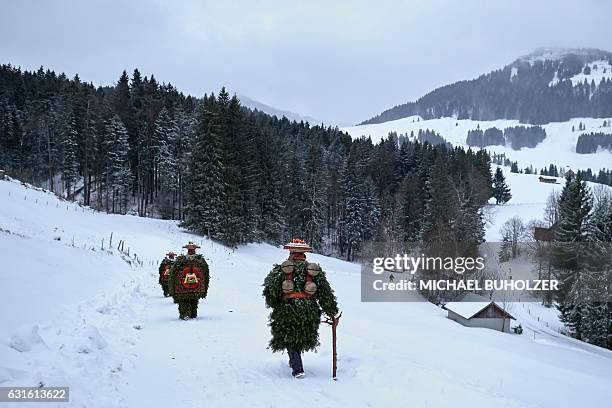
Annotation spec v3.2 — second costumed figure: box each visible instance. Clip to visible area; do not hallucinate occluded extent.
[158,251,176,297]
[263,239,339,378]
[168,242,210,320]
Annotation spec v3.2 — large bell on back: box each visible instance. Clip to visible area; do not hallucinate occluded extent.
[281,260,294,274]
[282,279,295,293]
[306,262,321,277]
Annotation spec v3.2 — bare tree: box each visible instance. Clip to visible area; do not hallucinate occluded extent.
[500,216,527,259]
[544,190,560,227]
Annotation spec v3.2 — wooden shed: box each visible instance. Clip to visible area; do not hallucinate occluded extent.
[538,176,558,184]
[444,295,515,333]
[534,226,554,242]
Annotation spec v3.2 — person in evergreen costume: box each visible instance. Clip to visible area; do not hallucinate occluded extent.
[158,251,176,297]
[263,239,339,378]
[168,242,210,320]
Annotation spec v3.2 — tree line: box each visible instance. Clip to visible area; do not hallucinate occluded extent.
[0,64,497,260]
[466,125,546,150]
[576,132,612,154]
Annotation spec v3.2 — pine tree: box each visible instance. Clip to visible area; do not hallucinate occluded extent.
[337,140,381,260]
[60,110,80,199]
[285,151,308,241]
[253,123,285,244]
[340,157,362,261]
[105,116,132,213]
[184,95,225,238]
[498,232,512,263]
[421,154,454,242]
[552,173,594,340]
[237,115,264,243]
[174,108,196,220]
[218,91,245,247]
[155,107,180,218]
[492,167,512,204]
[361,176,380,242]
[81,107,98,206]
[303,140,327,248]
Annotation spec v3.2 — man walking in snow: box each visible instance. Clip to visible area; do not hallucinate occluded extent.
[168,242,210,320]
[158,251,176,297]
[263,239,339,378]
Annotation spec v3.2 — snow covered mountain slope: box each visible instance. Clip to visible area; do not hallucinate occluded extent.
[483,166,610,241]
[343,116,612,173]
[0,177,611,408]
[239,95,329,125]
[518,47,612,64]
[359,47,612,126]
[549,59,612,87]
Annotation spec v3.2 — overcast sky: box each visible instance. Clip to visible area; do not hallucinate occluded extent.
[1,0,611,125]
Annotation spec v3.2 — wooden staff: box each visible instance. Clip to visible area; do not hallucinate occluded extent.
[322,311,342,380]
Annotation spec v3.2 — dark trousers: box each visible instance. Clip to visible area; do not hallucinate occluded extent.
[288,350,303,375]
[178,299,199,319]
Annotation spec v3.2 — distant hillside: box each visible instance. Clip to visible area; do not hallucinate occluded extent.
[239,94,326,125]
[361,47,612,125]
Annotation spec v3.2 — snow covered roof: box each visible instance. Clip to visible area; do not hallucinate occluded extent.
[444,301,494,319]
[444,293,514,320]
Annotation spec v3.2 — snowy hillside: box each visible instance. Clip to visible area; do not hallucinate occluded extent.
[359,47,612,126]
[483,167,610,241]
[549,60,612,87]
[518,47,612,64]
[343,116,612,173]
[239,95,329,126]
[1,176,611,408]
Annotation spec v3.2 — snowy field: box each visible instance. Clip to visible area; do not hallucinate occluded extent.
[343,116,612,173]
[1,176,611,408]
[483,166,610,241]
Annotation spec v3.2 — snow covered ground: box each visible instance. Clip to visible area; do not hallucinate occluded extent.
[1,176,611,408]
[483,166,610,241]
[549,60,612,87]
[343,116,612,173]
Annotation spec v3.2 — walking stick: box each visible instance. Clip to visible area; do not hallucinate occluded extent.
[322,311,342,380]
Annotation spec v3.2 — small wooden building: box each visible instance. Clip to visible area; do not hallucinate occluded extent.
[534,226,554,242]
[538,176,558,184]
[444,295,515,333]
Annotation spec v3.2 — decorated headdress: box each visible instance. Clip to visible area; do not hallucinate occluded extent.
[166,251,177,259]
[183,242,201,255]
[283,238,312,253]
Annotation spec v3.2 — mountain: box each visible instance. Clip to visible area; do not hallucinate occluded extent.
[239,94,327,125]
[1,175,611,407]
[360,47,612,125]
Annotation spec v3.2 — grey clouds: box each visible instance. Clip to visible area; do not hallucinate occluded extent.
[1,0,611,125]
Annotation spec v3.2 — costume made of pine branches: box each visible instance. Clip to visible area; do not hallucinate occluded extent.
[158,252,176,297]
[168,243,210,320]
[263,253,338,354]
